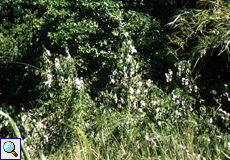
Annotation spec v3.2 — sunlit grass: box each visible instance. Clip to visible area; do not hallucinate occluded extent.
[2,104,229,160]
[20,107,228,160]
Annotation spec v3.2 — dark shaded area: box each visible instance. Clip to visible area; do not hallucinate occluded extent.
[0,1,45,115]
[195,52,230,112]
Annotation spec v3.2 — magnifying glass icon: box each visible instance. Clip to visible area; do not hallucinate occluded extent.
[3,141,18,157]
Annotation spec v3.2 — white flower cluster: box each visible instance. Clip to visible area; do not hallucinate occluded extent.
[152,99,160,106]
[55,58,60,68]
[182,77,189,85]
[107,39,156,120]
[21,112,50,153]
[127,40,137,54]
[126,54,132,63]
[175,60,190,77]
[43,50,83,90]
[165,69,173,83]
[129,80,155,118]
[145,133,157,147]
[75,77,84,90]
[45,74,52,88]
[43,50,51,63]
[146,79,152,87]
[110,69,117,84]
[171,90,180,102]
[124,32,129,37]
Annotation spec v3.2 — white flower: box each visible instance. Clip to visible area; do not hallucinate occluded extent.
[194,85,198,92]
[27,146,31,153]
[182,78,189,85]
[124,32,129,37]
[139,108,143,112]
[182,78,185,85]
[140,100,145,106]
[44,135,49,143]
[46,69,51,73]
[114,93,118,103]
[181,101,186,106]
[36,121,46,131]
[172,94,177,101]
[113,69,117,75]
[185,79,189,85]
[136,140,140,149]
[156,107,160,113]
[221,116,225,120]
[133,101,137,109]
[140,112,146,117]
[228,142,230,151]
[166,74,172,82]
[130,95,134,101]
[130,87,134,94]
[46,50,51,56]
[135,63,139,70]
[158,121,161,126]
[67,54,71,59]
[137,89,140,94]
[21,114,27,122]
[123,66,127,72]
[176,110,181,116]
[130,71,135,77]
[138,81,142,87]
[55,58,60,68]
[85,122,90,127]
[176,99,180,104]
[45,74,52,88]
[126,54,132,63]
[146,79,152,87]
[75,77,83,89]
[120,98,124,103]
[130,45,137,54]
[216,135,222,139]
[209,118,213,124]
[111,78,115,84]
[34,132,38,137]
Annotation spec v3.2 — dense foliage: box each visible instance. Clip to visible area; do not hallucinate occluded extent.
[0,0,230,159]
[167,1,230,107]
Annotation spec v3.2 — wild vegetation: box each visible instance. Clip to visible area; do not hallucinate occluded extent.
[0,0,230,159]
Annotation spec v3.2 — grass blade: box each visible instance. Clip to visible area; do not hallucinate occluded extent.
[59,120,94,160]
[0,110,31,160]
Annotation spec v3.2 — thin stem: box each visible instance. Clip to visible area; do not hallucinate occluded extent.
[1,61,40,70]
